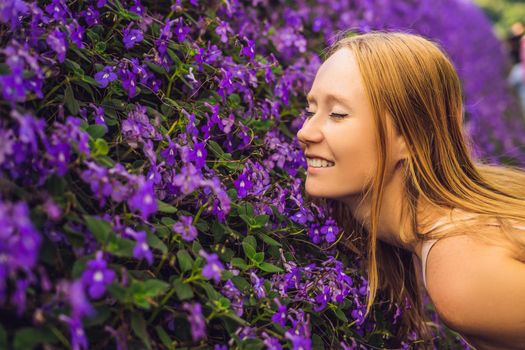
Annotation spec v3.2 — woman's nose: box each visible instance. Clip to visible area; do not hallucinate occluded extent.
[296,115,324,147]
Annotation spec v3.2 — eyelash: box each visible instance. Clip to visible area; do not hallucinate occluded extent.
[305,111,348,119]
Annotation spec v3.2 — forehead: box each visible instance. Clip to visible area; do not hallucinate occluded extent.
[306,47,363,103]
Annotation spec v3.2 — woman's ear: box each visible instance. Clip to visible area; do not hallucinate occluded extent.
[393,133,409,164]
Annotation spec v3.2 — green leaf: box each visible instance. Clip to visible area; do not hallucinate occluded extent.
[80,74,99,86]
[106,236,135,257]
[191,240,203,255]
[166,48,183,67]
[157,199,178,213]
[84,215,112,243]
[258,262,283,273]
[71,255,91,278]
[240,338,264,350]
[107,283,127,302]
[252,252,264,264]
[242,240,256,259]
[207,140,225,157]
[64,59,84,74]
[131,314,152,350]
[230,257,248,270]
[237,203,254,217]
[94,41,106,53]
[145,61,166,75]
[160,216,176,226]
[86,124,107,139]
[147,231,168,255]
[173,278,194,300]
[142,279,170,296]
[239,214,255,227]
[228,93,241,105]
[176,249,194,273]
[231,276,251,292]
[84,305,111,327]
[155,326,175,350]
[94,138,109,155]
[13,327,58,350]
[257,232,282,247]
[130,279,170,310]
[0,324,6,350]
[243,235,257,250]
[252,215,269,228]
[311,334,325,350]
[332,307,349,322]
[217,296,231,309]
[194,218,208,232]
[64,84,80,115]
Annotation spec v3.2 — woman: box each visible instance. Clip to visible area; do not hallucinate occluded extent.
[296,31,525,349]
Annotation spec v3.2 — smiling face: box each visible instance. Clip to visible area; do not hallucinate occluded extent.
[297,47,403,202]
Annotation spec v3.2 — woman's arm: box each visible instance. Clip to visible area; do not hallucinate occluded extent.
[425,235,525,343]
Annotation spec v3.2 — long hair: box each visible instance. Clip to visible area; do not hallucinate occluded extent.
[305,31,525,347]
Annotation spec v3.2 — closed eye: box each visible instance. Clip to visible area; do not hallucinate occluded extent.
[305,111,348,119]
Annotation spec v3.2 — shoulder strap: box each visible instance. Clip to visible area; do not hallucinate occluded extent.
[421,238,440,288]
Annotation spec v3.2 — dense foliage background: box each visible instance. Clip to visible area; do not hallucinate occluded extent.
[1,0,524,349]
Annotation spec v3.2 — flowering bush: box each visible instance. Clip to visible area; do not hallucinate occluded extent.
[0,0,522,349]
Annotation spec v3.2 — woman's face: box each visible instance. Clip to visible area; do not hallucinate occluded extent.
[297,47,400,201]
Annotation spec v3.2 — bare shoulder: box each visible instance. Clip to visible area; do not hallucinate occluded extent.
[425,234,525,344]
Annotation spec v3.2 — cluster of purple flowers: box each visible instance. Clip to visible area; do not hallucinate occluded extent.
[0,0,515,348]
[0,200,41,314]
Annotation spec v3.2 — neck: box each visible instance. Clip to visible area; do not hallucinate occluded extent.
[341,167,432,261]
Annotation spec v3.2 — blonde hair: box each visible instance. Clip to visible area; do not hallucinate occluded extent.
[306,30,525,347]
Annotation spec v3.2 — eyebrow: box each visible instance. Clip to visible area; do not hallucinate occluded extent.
[306,93,348,105]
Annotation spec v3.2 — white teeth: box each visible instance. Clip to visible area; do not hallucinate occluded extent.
[307,158,335,168]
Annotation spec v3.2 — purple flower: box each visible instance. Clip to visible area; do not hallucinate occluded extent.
[122,24,143,49]
[0,0,29,29]
[89,103,107,131]
[61,314,89,350]
[132,230,153,265]
[66,19,85,48]
[45,0,69,22]
[42,197,62,220]
[59,280,93,350]
[160,137,178,166]
[120,68,138,98]
[262,332,283,350]
[172,215,198,241]
[249,271,266,299]
[221,280,244,316]
[81,251,115,299]
[155,19,174,55]
[182,302,206,341]
[240,38,255,62]
[271,299,287,328]
[121,104,162,148]
[46,28,68,63]
[191,141,207,169]
[215,19,232,43]
[313,286,330,312]
[174,17,190,43]
[128,179,157,220]
[47,141,71,176]
[172,163,202,195]
[94,66,117,88]
[128,0,144,16]
[80,6,100,26]
[233,172,253,199]
[320,219,339,243]
[199,249,224,284]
